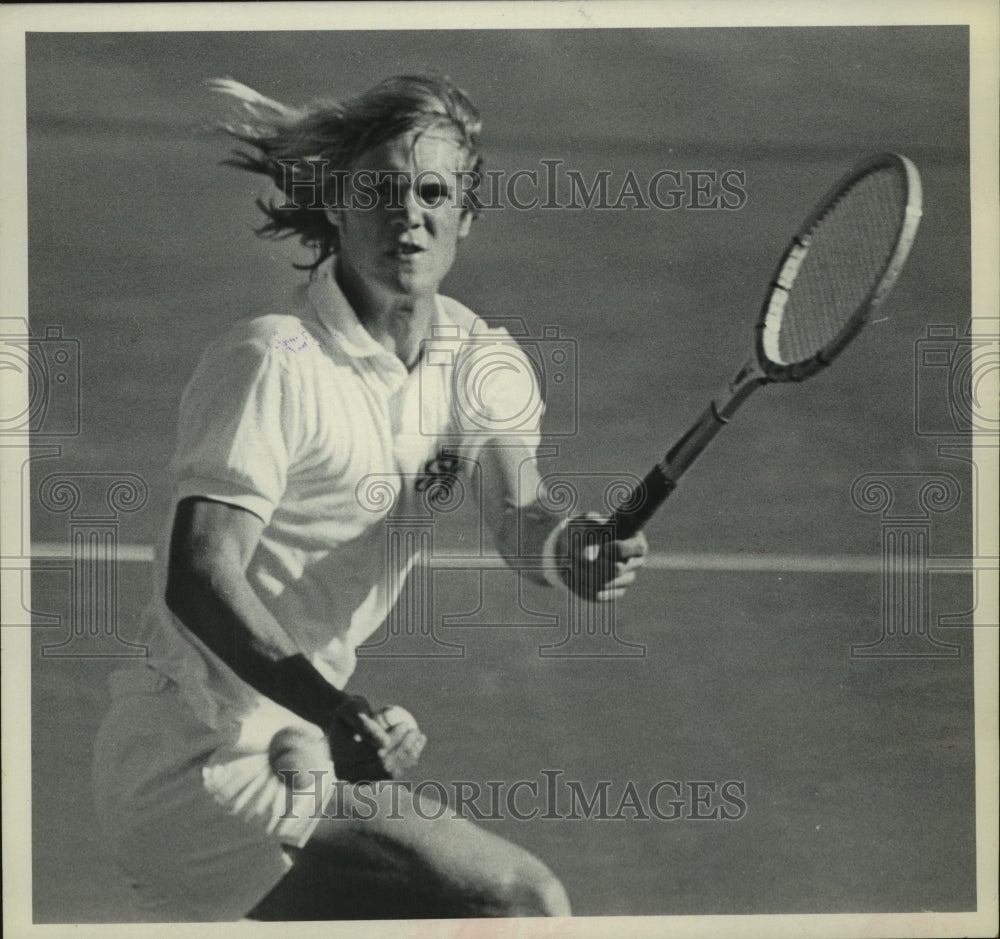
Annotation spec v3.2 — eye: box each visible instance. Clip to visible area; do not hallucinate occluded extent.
[416,180,448,207]
[375,177,405,208]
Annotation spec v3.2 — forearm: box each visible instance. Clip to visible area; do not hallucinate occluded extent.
[492,496,566,586]
[479,448,648,600]
[166,568,345,728]
[475,444,566,584]
[164,498,348,728]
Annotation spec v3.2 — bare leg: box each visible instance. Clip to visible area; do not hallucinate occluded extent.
[247,781,571,920]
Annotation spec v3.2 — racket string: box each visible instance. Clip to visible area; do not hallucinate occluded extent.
[774,167,907,365]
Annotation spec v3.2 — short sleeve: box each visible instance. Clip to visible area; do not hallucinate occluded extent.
[456,324,545,451]
[172,334,301,525]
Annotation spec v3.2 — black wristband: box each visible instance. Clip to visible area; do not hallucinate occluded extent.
[269,654,350,729]
[324,695,388,784]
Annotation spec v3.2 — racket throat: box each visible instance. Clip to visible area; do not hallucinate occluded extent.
[659,402,729,482]
[716,357,767,420]
[659,358,763,481]
[612,359,766,538]
[614,402,731,537]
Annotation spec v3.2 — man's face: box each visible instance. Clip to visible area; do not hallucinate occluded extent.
[331,130,474,300]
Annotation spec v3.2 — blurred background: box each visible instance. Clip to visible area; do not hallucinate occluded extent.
[22,27,976,922]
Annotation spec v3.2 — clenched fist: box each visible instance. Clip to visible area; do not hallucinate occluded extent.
[269,697,426,786]
[556,512,649,602]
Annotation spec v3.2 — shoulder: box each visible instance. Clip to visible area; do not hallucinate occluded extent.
[214,314,319,352]
[198,314,326,372]
[437,296,544,431]
[437,295,533,348]
[437,294,495,337]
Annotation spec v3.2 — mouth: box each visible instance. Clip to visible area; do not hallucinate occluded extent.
[387,243,426,258]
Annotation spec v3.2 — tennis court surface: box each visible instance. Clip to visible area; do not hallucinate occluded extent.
[18,26,981,923]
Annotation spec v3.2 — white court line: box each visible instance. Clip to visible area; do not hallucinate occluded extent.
[23,543,990,575]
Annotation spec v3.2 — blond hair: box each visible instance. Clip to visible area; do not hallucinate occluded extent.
[210,75,483,269]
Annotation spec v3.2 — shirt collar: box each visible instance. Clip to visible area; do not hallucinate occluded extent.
[307,259,394,360]
[306,258,462,363]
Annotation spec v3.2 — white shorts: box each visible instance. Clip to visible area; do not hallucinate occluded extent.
[92,666,337,922]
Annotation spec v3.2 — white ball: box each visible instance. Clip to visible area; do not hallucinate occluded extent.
[267,726,331,788]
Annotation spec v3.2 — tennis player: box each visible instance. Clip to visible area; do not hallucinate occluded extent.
[91,74,648,922]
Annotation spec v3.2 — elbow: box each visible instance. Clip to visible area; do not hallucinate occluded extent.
[163,497,258,642]
[164,541,219,632]
[164,553,197,624]
[164,552,228,654]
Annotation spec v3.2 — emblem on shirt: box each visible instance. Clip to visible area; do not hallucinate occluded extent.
[415,449,462,508]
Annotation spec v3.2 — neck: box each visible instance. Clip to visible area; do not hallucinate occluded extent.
[334,260,436,369]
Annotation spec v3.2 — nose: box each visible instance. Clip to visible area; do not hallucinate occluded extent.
[389,186,424,230]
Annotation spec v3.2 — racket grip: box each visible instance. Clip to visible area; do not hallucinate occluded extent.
[612,402,729,538]
[611,464,677,539]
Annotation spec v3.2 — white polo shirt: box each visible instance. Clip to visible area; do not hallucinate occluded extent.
[138,259,543,738]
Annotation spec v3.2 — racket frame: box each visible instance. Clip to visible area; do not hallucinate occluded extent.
[755,151,923,383]
[611,152,923,539]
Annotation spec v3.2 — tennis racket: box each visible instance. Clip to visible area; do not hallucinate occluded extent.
[612,152,923,539]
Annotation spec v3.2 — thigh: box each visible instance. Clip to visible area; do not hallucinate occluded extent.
[248,781,569,920]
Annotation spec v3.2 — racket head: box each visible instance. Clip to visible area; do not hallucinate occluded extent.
[755,152,923,382]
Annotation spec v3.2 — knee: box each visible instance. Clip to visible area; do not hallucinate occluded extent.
[529,866,572,917]
[494,860,571,917]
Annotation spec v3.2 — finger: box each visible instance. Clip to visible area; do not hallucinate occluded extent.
[594,586,628,603]
[615,548,647,569]
[407,731,427,760]
[389,738,426,774]
[396,729,426,762]
[382,730,425,774]
[613,555,645,576]
[377,723,419,757]
[604,568,637,589]
[357,712,392,749]
[377,705,420,734]
[614,533,649,561]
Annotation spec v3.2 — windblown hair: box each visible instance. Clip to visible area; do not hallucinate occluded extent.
[209,74,484,270]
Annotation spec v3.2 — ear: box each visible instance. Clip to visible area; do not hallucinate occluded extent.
[458,208,473,240]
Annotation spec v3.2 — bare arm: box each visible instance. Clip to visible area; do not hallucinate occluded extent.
[164,496,348,728]
[477,446,649,602]
[477,444,557,583]
[164,496,425,779]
